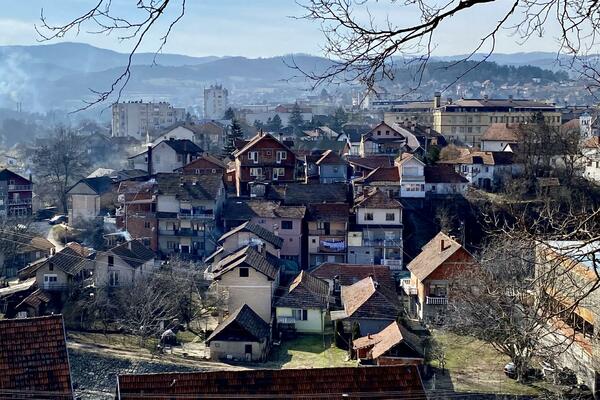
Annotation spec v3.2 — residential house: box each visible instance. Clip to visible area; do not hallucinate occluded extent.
[353,321,425,366]
[1,236,55,278]
[95,240,157,288]
[480,123,520,152]
[582,136,600,183]
[275,271,332,334]
[307,203,350,268]
[331,276,400,335]
[212,221,283,262]
[176,153,226,176]
[128,139,203,174]
[393,121,447,154]
[310,262,397,296]
[360,122,411,157]
[535,241,600,394]
[210,246,280,322]
[233,132,297,196]
[205,304,270,362]
[116,365,427,400]
[353,166,401,198]
[441,151,520,190]
[116,180,158,251]
[269,182,350,207]
[67,176,114,226]
[222,199,306,267]
[155,174,225,259]
[349,189,403,270]
[312,149,349,183]
[0,168,33,218]
[0,315,73,399]
[292,139,350,159]
[395,153,426,199]
[347,155,395,179]
[403,232,478,323]
[337,131,363,155]
[424,165,469,196]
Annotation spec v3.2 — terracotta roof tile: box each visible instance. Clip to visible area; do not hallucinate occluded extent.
[407,232,473,281]
[219,221,284,249]
[211,246,279,280]
[0,315,73,398]
[347,155,395,170]
[355,166,400,183]
[481,123,520,142]
[116,365,427,399]
[275,271,332,309]
[354,188,403,209]
[340,277,400,320]
[424,165,469,184]
[206,304,269,343]
[311,263,396,294]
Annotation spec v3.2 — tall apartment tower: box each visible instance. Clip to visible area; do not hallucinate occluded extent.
[112,101,186,140]
[204,84,229,120]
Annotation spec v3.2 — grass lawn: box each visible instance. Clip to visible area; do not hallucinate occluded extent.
[432,330,540,396]
[263,334,357,369]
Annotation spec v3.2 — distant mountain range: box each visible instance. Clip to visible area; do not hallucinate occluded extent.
[0,42,569,113]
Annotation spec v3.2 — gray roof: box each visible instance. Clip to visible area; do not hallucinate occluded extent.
[161,138,203,155]
[70,176,114,195]
[219,221,284,249]
[45,245,93,276]
[156,173,222,201]
[269,183,349,206]
[223,199,306,220]
[212,246,279,280]
[205,304,270,343]
[109,240,155,269]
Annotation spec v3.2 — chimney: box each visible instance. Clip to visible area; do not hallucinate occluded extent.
[433,92,441,108]
[368,333,372,339]
[147,144,153,175]
[128,241,132,250]
[440,239,448,252]
[483,94,489,101]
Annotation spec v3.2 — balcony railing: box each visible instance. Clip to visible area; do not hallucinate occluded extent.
[159,229,203,237]
[363,239,401,247]
[178,210,214,219]
[7,198,32,206]
[425,296,448,305]
[400,278,417,296]
[43,283,70,291]
[8,184,32,191]
[381,259,402,267]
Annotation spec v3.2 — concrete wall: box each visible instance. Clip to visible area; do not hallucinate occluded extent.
[275,307,327,333]
[215,266,275,322]
[221,231,279,257]
[356,208,402,225]
[319,164,347,183]
[95,251,156,287]
[209,339,267,362]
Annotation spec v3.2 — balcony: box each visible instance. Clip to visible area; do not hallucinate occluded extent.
[8,184,32,192]
[178,210,214,220]
[318,236,346,253]
[159,229,202,237]
[43,283,70,291]
[7,198,32,206]
[381,259,402,268]
[363,238,402,247]
[425,296,448,305]
[400,278,417,296]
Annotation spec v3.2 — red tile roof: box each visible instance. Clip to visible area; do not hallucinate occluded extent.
[339,277,400,320]
[0,315,73,399]
[355,166,400,183]
[424,165,469,184]
[116,365,427,399]
[354,188,403,209]
[311,263,396,294]
[481,123,520,142]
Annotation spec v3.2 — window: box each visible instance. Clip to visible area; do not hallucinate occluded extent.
[109,271,119,287]
[273,167,285,180]
[44,274,57,283]
[248,151,258,163]
[144,221,151,229]
[108,255,114,267]
[276,151,287,163]
[250,167,263,177]
[365,212,374,221]
[385,213,395,221]
[281,220,293,230]
[239,267,249,277]
[431,185,437,192]
[265,150,272,156]
[292,309,308,321]
[49,263,54,271]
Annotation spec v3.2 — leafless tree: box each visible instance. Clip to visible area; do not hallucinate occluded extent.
[36,0,185,111]
[32,128,91,214]
[297,0,600,95]
[0,220,34,279]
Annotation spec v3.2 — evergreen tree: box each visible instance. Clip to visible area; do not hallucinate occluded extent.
[222,119,244,160]
[288,103,304,135]
[253,119,264,131]
[270,114,283,132]
[331,107,348,133]
[223,107,235,120]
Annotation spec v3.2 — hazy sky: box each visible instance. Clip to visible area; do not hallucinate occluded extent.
[1,0,563,57]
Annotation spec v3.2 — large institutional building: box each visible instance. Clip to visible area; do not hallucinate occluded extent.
[112,101,186,140]
[204,84,229,120]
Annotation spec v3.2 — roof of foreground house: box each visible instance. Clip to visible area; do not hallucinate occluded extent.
[337,276,399,320]
[354,188,403,209]
[109,240,155,268]
[211,246,279,280]
[205,304,270,343]
[275,270,331,309]
[311,263,396,294]
[0,315,73,398]
[407,232,474,281]
[116,365,427,400]
[353,321,425,359]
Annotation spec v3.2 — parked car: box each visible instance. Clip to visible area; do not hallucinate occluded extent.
[504,362,516,379]
[48,215,68,225]
[35,207,58,221]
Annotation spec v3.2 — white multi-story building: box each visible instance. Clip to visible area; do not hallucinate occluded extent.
[112,101,186,140]
[204,85,229,120]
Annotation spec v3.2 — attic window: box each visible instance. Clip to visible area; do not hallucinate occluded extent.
[108,255,114,267]
[239,267,249,277]
[49,263,54,271]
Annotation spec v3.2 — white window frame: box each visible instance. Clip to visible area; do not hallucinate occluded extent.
[276,150,287,163]
[248,151,259,164]
[250,167,263,177]
[109,270,120,287]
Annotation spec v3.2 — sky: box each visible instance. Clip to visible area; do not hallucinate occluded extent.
[0,0,564,58]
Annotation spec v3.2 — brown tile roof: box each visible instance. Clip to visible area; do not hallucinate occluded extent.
[156,173,223,201]
[219,221,284,249]
[353,322,425,360]
[407,232,473,281]
[206,304,270,343]
[16,288,52,310]
[20,236,55,253]
[307,203,350,221]
[355,166,400,183]
[339,277,400,320]
[395,152,424,166]
[43,245,94,276]
[481,123,520,142]
[233,132,294,157]
[275,271,332,309]
[211,246,279,280]
[354,188,403,209]
[582,136,600,149]
[110,240,155,269]
[223,199,306,220]
[178,152,227,170]
[0,315,73,398]
[347,155,395,170]
[311,263,396,294]
[116,365,427,399]
[269,182,349,205]
[424,165,469,184]
[440,151,514,166]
